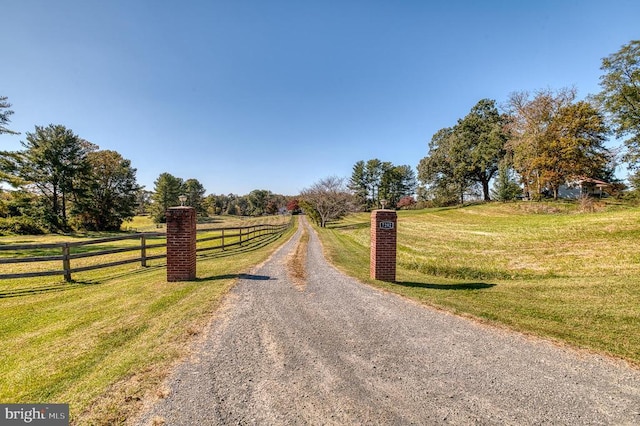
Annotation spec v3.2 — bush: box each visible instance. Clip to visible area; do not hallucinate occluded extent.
[397,196,416,209]
[0,216,46,235]
[578,196,606,213]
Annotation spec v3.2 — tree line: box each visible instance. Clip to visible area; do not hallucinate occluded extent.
[298,159,417,228]
[0,112,291,234]
[1,40,638,232]
[417,92,615,204]
[349,159,416,210]
[300,39,640,224]
[1,123,140,233]
[147,173,289,223]
[419,40,640,205]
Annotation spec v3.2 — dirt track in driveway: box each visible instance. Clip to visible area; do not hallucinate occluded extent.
[135,215,640,425]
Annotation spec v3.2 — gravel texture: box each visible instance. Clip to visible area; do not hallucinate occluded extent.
[135,216,640,425]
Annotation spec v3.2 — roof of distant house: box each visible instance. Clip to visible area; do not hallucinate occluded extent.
[569,177,611,187]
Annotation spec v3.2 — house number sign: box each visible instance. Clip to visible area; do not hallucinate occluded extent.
[379,221,394,230]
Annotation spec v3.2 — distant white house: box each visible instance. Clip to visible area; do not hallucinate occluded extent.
[558,177,612,199]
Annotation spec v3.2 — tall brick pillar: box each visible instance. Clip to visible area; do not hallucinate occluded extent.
[370,209,397,282]
[166,207,196,282]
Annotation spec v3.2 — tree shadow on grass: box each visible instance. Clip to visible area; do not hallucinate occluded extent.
[394,281,496,290]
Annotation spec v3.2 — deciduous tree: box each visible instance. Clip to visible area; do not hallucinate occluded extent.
[541,101,610,199]
[506,88,575,198]
[286,198,300,213]
[300,176,354,227]
[417,127,473,205]
[455,99,508,201]
[506,89,611,199]
[74,150,140,230]
[247,189,272,216]
[596,40,640,170]
[418,99,508,203]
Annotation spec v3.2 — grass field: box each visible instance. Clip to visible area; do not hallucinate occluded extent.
[317,202,640,366]
[0,216,296,425]
[121,214,290,232]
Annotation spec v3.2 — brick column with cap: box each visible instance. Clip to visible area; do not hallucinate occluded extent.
[370,209,397,282]
[166,206,196,282]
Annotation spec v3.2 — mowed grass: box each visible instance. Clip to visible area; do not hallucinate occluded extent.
[121,214,291,232]
[317,203,640,366]
[0,217,296,425]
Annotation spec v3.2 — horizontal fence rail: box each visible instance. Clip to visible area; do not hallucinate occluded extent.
[0,218,292,282]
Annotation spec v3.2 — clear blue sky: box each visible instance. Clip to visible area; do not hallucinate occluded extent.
[3,0,639,195]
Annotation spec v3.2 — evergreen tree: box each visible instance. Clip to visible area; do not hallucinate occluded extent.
[151,172,183,223]
[183,178,207,215]
[14,125,95,231]
[0,96,19,135]
[348,160,368,208]
[491,165,522,202]
[350,159,416,210]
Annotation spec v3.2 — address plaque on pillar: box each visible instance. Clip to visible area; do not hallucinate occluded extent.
[379,221,395,230]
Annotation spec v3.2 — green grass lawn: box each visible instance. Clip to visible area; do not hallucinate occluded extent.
[0,217,296,425]
[317,202,640,366]
[121,214,290,232]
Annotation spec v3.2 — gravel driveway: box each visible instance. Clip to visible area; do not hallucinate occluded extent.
[135,216,640,425]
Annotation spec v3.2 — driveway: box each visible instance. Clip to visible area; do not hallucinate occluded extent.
[135,216,640,425]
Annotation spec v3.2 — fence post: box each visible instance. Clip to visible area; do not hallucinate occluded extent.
[141,234,147,267]
[221,229,225,251]
[62,243,71,282]
[239,227,242,246]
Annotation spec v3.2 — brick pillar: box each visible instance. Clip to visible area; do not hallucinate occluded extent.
[370,209,397,282]
[166,207,196,282]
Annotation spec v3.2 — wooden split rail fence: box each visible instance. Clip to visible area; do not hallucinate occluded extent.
[0,220,292,282]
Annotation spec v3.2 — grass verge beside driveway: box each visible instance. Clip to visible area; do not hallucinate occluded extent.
[316,203,640,367]
[0,219,296,425]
